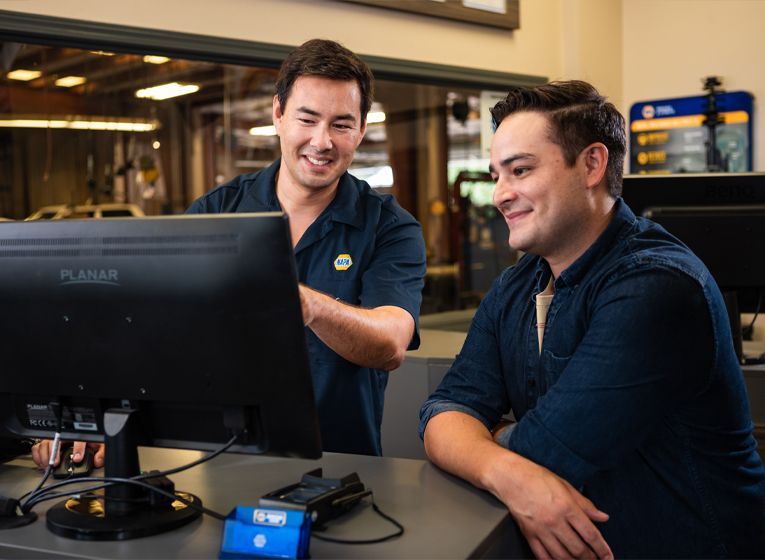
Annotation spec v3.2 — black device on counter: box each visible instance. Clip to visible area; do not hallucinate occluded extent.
[260,469,370,528]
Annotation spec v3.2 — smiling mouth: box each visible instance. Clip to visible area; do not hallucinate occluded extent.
[505,210,531,224]
[304,155,332,167]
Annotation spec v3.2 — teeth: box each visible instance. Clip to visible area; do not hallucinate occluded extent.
[306,156,330,166]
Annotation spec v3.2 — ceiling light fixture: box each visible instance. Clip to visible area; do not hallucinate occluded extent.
[55,76,87,88]
[143,55,170,65]
[135,82,199,101]
[7,69,42,81]
[0,118,158,132]
[367,111,386,124]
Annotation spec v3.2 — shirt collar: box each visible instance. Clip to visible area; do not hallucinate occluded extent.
[247,159,364,229]
[556,198,637,288]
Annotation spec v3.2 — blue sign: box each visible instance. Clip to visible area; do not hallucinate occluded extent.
[629,91,753,173]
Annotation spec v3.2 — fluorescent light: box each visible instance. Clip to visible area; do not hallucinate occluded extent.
[68,121,156,131]
[90,50,114,56]
[0,118,158,132]
[143,55,170,65]
[249,125,276,136]
[55,76,87,88]
[367,111,386,124]
[135,82,199,100]
[7,69,41,81]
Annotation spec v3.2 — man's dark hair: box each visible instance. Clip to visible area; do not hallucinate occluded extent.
[275,39,374,125]
[490,80,626,197]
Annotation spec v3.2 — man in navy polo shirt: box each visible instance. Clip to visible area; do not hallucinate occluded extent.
[186,39,425,457]
[31,39,425,467]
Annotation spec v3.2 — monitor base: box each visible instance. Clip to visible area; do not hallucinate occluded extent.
[46,492,202,540]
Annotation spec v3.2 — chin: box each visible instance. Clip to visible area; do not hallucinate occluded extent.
[301,175,339,190]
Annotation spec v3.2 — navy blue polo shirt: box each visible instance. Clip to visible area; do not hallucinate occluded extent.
[187,160,426,455]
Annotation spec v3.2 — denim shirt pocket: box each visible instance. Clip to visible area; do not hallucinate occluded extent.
[541,349,573,389]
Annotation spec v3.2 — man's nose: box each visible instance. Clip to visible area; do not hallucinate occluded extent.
[492,175,517,208]
[310,124,333,151]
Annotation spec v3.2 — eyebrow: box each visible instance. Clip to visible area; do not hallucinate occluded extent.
[488,153,536,175]
[296,106,357,123]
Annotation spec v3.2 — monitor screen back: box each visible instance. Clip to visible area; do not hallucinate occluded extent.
[0,213,321,458]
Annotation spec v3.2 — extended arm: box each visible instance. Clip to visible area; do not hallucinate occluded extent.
[300,284,413,371]
[424,411,612,559]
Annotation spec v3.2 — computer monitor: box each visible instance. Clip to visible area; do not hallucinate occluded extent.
[0,213,321,538]
[622,173,765,314]
[622,172,765,218]
[643,205,765,362]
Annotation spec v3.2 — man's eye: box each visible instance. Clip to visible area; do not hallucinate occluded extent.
[333,124,352,130]
[513,167,530,177]
[298,118,315,124]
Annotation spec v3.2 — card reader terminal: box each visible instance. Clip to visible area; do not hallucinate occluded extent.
[259,469,370,528]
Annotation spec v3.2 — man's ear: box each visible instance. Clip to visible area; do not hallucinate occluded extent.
[272,95,283,134]
[581,142,608,189]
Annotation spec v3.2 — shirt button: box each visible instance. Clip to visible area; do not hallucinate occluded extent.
[527,378,536,388]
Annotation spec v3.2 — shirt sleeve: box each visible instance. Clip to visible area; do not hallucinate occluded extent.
[419,279,512,438]
[507,264,717,488]
[358,210,426,350]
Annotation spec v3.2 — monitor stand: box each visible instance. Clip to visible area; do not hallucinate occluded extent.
[46,408,202,540]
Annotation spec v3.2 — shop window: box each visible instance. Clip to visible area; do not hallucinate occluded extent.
[0,26,542,313]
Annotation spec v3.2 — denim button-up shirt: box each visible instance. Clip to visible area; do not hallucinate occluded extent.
[420,199,765,557]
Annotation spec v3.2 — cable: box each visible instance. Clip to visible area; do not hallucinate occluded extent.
[21,402,65,503]
[22,475,227,520]
[311,495,404,545]
[20,431,242,520]
[135,432,240,481]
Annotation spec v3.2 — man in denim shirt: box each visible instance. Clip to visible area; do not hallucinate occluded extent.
[420,81,765,558]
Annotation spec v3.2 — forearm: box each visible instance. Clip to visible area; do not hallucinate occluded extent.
[423,410,521,496]
[424,410,613,559]
[300,284,414,371]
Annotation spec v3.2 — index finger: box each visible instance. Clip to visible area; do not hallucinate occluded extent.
[568,513,613,560]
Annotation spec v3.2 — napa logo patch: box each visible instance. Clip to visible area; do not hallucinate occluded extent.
[334,253,353,271]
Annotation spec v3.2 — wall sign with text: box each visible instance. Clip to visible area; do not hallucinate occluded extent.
[629,91,753,174]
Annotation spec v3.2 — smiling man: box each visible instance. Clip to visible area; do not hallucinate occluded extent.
[419,81,765,558]
[31,40,425,468]
[184,40,426,456]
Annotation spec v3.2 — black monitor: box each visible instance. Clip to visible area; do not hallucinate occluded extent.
[0,213,321,538]
[622,173,765,313]
[642,205,765,362]
[622,172,765,218]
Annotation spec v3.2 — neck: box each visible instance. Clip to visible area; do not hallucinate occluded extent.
[275,161,340,247]
[275,162,339,219]
[546,197,617,278]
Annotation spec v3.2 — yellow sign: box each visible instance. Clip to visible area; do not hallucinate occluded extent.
[334,254,352,271]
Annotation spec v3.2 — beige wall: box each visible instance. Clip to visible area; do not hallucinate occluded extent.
[623,0,765,170]
[0,0,626,120]
[559,0,623,107]
[0,0,562,79]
